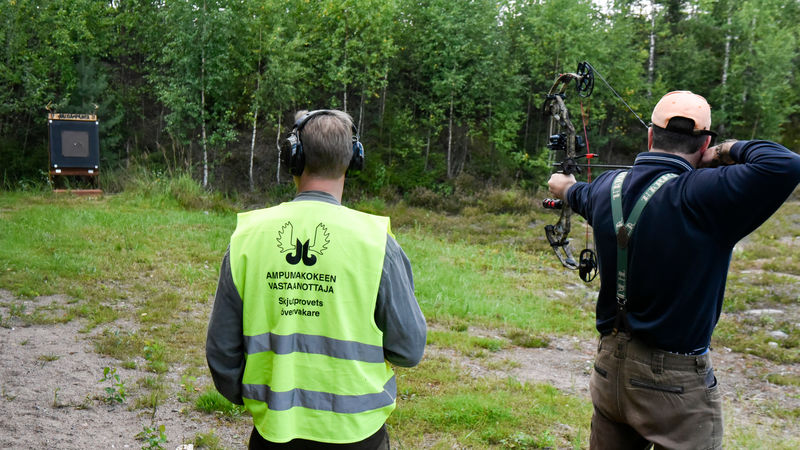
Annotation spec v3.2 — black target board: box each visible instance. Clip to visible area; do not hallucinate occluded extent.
[48,113,100,170]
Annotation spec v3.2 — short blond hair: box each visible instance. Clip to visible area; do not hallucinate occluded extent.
[296,110,353,178]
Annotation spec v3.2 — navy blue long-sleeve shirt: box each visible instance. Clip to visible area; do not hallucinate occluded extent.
[567,140,800,353]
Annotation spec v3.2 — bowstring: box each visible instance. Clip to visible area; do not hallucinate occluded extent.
[579,99,593,250]
[586,63,649,130]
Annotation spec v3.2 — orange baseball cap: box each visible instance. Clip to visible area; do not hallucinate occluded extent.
[651,91,712,132]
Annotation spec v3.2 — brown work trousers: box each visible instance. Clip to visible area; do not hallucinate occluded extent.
[589,333,723,450]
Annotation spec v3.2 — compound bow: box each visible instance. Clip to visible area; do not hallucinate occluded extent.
[541,61,599,282]
[541,62,649,282]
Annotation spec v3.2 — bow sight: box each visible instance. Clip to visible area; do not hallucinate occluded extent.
[547,133,586,153]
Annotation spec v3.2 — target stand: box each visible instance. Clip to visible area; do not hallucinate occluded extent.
[48,112,102,195]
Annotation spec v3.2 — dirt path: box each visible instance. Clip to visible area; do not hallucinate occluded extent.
[0,291,250,449]
[1,291,798,449]
[428,324,800,442]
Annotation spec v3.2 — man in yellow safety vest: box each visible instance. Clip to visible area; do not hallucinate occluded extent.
[207,109,426,449]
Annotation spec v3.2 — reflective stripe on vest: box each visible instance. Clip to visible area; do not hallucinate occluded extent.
[230,200,394,443]
[244,332,385,363]
[243,375,396,413]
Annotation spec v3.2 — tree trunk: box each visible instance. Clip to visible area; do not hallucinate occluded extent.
[447,91,454,178]
[250,29,263,192]
[249,106,258,192]
[201,63,208,188]
[717,16,733,136]
[379,72,387,139]
[275,113,282,183]
[523,84,532,152]
[455,133,469,178]
[22,113,31,156]
[171,136,177,173]
[648,10,656,97]
[750,114,759,140]
[157,108,170,175]
[741,17,757,107]
[488,102,495,172]
[358,86,365,135]
[424,127,431,170]
[343,21,348,113]
[722,17,731,86]
[200,1,208,188]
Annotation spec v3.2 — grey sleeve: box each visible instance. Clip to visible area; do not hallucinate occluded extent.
[375,235,427,367]
[205,248,245,405]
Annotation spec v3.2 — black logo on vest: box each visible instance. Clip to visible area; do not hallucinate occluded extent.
[276,222,330,266]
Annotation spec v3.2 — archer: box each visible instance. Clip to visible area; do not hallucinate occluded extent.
[548,90,800,449]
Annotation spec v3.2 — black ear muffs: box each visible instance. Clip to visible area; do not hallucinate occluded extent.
[280,131,304,176]
[280,111,316,176]
[280,110,365,176]
[349,139,364,172]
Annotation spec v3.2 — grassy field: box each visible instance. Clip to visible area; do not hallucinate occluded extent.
[0,178,797,449]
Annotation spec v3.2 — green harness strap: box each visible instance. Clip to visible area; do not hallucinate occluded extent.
[610,171,678,333]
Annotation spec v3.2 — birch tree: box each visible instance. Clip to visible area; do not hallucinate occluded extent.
[152,0,246,188]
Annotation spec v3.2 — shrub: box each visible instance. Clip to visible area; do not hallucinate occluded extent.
[406,186,463,214]
[477,188,536,214]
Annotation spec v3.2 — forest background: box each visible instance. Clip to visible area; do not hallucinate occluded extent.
[1,0,799,195]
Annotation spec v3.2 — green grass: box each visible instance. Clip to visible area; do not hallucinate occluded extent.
[1,185,798,448]
[725,401,800,450]
[0,190,232,303]
[0,187,233,376]
[729,199,800,276]
[402,229,595,335]
[192,430,223,449]
[93,328,146,360]
[714,318,799,364]
[427,330,508,356]
[143,340,169,374]
[195,389,247,419]
[506,329,551,348]
[391,355,591,448]
[766,373,800,387]
[134,388,166,410]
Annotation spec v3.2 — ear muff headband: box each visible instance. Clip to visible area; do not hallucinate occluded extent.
[280,110,364,176]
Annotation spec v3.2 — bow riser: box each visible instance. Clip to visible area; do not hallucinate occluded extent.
[542,62,599,282]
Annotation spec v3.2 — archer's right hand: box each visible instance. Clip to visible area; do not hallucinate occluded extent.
[700,139,738,168]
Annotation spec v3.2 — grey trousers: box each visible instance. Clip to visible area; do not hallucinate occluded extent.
[589,333,723,450]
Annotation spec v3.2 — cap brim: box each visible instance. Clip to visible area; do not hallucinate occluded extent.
[652,122,717,139]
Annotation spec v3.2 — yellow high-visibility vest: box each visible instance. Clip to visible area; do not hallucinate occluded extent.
[230,200,395,443]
